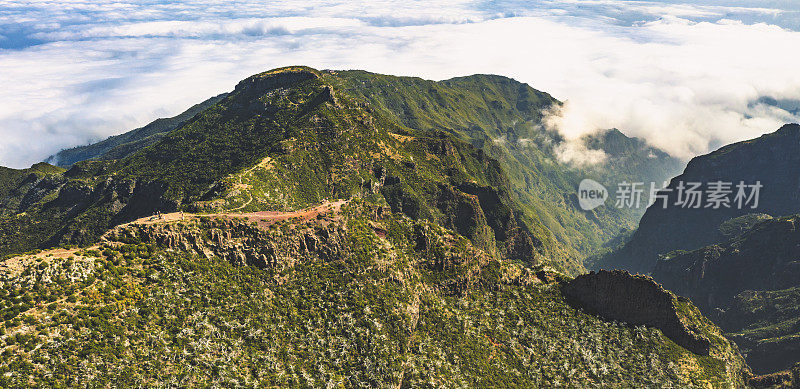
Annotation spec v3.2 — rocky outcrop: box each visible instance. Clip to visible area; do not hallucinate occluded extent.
[104,204,499,297]
[561,270,712,355]
[105,217,346,270]
[379,139,541,266]
[235,67,319,93]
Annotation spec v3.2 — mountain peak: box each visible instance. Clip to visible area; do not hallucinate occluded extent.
[252,65,321,78]
[603,128,627,139]
[774,122,800,135]
[443,73,524,85]
[234,66,321,93]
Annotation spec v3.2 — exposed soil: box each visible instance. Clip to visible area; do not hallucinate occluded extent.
[124,199,349,229]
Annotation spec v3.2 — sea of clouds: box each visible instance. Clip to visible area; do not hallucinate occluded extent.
[1,0,799,168]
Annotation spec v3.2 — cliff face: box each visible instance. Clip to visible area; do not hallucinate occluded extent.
[104,204,495,296]
[602,123,800,274]
[653,216,800,312]
[562,270,712,355]
[106,217,332,270]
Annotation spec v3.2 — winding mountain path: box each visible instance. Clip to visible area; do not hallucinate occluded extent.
[125,199,349,229]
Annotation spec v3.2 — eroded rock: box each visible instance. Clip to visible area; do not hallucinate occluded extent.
[561,270,712,355]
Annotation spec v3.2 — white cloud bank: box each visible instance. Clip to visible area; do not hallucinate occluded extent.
[1,0,799,167]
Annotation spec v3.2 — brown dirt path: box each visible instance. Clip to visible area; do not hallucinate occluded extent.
[123,199,349,229]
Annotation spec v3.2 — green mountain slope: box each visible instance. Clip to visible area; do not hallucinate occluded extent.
[0,200,750,387]
[0,163,69,256]
[39,66,681,269]
[329,70,682,267]
[0,68,551,273]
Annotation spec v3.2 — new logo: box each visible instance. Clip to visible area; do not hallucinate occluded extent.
[578,179,608,211]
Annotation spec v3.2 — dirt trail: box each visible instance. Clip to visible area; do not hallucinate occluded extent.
[229,156,274,211]
[124,199,349,229]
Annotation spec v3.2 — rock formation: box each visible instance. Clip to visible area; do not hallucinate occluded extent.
[561,270,712,355]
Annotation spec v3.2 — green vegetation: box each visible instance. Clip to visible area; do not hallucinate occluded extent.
[0,201,748,387]
[330,70,682,271]
[3,65,788,386]
[0,163,72,256]
[727,287,800,341]
[725,287,800,375]
[718,213,773,239]
[0,69,528,273]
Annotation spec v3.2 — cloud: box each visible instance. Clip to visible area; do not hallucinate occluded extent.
[555,141,609,166]
[1,1,800,167]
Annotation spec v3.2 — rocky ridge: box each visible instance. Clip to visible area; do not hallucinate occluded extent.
[602,123,800,274]
[562,270,712,355]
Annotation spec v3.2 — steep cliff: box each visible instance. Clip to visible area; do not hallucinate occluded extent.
[601,123,800,274]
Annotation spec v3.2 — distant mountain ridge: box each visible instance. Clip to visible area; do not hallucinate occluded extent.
[594,123,800,377]
[600,123,800,274]
[581,128,679,185]
[46,93,227,167]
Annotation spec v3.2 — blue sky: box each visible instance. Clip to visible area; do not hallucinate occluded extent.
[1,0,800,167]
